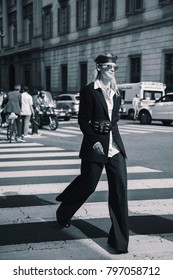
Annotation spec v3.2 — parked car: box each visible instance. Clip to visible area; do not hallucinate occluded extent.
[56,103,72,121]
[138,92,173,125]
[57,93,80,116]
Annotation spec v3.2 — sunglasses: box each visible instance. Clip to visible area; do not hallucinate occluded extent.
[100,64,118,71]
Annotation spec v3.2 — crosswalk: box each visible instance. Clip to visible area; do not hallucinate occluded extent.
[50,123,173,137]
[0,141,173,260]
[1,122,173,140]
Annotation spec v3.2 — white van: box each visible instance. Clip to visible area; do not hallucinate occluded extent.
[118,82,166,119]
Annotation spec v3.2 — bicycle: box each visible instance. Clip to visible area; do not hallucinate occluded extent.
[6,112,18,143]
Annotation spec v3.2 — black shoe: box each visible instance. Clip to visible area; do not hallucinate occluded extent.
[108,242,128,254]
[57,220,71,228]
[55,195,64,202]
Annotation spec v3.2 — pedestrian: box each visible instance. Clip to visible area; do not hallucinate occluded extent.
[0,88,5,126]
[3,85,24,142]
[21,86,34,138]
[132,94,140,119]
[31,88,41,136]
[37,90,47,107]
[55,53,129,254]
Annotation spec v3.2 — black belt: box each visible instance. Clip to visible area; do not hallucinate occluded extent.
[90,120,112,135]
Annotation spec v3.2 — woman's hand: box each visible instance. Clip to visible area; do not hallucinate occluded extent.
[93,142,105,155]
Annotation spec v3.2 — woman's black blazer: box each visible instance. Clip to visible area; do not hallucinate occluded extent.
[78,82,127,163]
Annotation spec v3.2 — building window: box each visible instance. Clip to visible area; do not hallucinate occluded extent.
[23,3,33,43]
[42,5,52,39]
[29,18,33,42]
[126,0,143,15]
[9,11,17,47]
[58,0,70,34]
[80,62,87,88]
[130,56,141,83]
[0,18,3,48]
[45,67,51,91]
[98,0,115,23]
[159,0,173,5]
[165,53,173,92]
[0,0,2,13]
[7,0,16,8]
[76,0,90,29]
[24,69,30,87]
[61,64,68,92]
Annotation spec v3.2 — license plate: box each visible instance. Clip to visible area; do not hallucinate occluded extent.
[59,112,65,116]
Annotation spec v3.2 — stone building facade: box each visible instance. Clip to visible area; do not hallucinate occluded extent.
[0,0,173,95]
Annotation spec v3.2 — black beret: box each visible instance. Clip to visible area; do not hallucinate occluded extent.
[94,53,118,64]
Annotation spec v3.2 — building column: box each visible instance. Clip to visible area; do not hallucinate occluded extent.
[17,0,23,43]
[2,0,8,47]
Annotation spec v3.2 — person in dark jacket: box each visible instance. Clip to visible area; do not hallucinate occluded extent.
[56,53,129,254]
[31,88,41,135]
[4,85,23,142]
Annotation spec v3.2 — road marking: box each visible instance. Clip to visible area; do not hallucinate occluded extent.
[0,151,79,159]
[39,129,77,137]
[0,159,81,167]
[0,178,173,196]
[0,143,43,147]
[0,147,64,153]
[56,128,82,135]
[121,125,173,133]
[0,235,173,260]
[0,166,161,179]
[0,141,172,261]
[61,126,80,131]
[0,199,172,225]
[120,128,152,134]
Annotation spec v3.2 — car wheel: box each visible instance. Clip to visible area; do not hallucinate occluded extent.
[128,109,134,120]
[162,120,172,126]
[139,110,151,124]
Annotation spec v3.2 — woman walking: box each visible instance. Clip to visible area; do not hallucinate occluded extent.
[56,53,129,254]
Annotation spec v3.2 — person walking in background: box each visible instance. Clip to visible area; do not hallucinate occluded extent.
[3,85,24,142]
[21,86,34,138]
[0,89,8,126]
[31,88,41,136]
[132,94,140,119]
[55,53,129,254]
[0,88,5,126]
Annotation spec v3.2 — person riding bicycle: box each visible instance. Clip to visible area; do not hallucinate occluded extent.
[3,85,24,142]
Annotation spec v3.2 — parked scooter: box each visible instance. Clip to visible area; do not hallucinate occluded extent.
[37,91,59,130]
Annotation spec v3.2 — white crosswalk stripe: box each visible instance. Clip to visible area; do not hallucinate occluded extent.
[1,122,173,139]
[47,123,173,136]
[0,142,172,260]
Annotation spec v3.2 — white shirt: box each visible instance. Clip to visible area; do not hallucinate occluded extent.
[94,79,119,157]
[21,92,33,116]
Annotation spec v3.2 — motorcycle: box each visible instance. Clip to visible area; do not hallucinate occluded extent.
[37,91,59,130]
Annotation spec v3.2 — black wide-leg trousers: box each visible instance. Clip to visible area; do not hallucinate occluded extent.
[56,152,129,251]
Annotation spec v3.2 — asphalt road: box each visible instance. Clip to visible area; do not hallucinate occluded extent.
[0,118,173,261]
[37,118,173,177]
